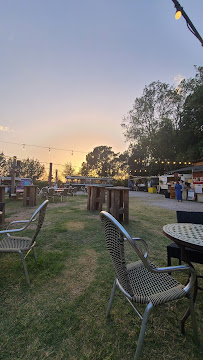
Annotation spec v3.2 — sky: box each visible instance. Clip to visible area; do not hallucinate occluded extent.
[0,0,202,178]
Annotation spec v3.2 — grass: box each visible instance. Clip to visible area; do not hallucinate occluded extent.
[0,195,202,360]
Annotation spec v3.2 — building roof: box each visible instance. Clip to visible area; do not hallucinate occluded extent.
[167,165,203,174]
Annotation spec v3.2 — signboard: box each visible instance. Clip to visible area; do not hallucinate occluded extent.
[20,178,32,188]
[187,190,195,201]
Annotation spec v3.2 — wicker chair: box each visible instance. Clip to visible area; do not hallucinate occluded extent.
[100,211,198,360]
[0,200,49,285]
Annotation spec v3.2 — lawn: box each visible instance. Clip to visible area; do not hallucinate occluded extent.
[0,195,202,360]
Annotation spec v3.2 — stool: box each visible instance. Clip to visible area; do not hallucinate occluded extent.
[87,185,105,211]
[106,186,129,223]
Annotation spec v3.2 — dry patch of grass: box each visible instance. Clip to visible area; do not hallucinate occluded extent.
[62,248,98,298]
[66,221,85,231]
[34,248,98,301]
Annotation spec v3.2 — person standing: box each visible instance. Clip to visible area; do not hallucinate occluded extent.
[175,181,182,202]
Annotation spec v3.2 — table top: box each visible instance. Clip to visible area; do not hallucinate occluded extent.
[163,223,203,250]
[105,186,130,190]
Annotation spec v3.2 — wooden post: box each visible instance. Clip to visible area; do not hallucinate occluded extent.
[48,163,53,187]
[23,185,37,206]
[11,156,17,194]
[0,185,5,225]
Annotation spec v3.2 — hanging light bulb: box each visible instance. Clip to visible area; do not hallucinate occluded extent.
[22,144,25,150]
[49,148,51,153]
[175,10,182,20]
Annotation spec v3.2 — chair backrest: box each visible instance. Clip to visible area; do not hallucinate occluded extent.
[100,211,149,297]
[176,211,203,225]
[48,188,55,196]
[30,200,49,243]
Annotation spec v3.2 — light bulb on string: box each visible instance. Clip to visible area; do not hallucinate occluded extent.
[175,10,182,20]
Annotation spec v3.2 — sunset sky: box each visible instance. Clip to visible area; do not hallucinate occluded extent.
[0,0,202,178]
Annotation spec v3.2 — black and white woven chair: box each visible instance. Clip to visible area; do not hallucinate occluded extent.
[100,210,198,360]
[167,211,203,267]
[0,200,49,285]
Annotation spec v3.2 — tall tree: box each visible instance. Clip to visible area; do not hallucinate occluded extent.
[0,155,45,179]
[83,146,119,177]
[177,83,203,160]
[122,66,203,169]
[19,158,45,179]
[62,162,76,178]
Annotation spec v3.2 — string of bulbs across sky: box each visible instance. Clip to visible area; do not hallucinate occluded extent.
[0,139,194,173]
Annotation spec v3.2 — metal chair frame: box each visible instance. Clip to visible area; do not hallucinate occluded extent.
[100,211,198,360]
[0,200,49,285]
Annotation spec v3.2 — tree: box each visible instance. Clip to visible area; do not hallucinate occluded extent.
[122,81,180,144]
[0,155,45,179]
[62,162,76,178]
[19,158,45,179]
[83,146,119,177]
[121,66,203,170]
[177,83,203,160]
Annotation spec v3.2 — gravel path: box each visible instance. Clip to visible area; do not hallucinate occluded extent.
[129,191,203,211]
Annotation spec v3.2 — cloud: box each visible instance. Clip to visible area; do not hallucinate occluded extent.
[0,125,9,132]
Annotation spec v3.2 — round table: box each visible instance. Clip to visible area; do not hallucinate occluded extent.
[163,223,203,334]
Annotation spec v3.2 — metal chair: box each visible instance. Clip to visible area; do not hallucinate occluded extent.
[167,211,203,267]
[0,200,49,285]
[100,211,198,360]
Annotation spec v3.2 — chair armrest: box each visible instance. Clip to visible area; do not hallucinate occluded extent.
[6,220,30,229]
[0,218,35,235]
[132,238,149,259]
[0,227,26,235]
[151,264,196,293]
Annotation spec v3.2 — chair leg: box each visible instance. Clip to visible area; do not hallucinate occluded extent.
[167,253,171,267]
[33,247,37,263]
[19,250,30,285]
[134,302,153,360]
[188,295,199,344]
[106,280,117,317]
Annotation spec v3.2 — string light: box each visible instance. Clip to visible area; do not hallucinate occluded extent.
[133,159,192,165]
[0,140,88,155]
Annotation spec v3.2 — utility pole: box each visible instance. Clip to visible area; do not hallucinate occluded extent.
[48,162,53,187]
[11,156,17,194]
